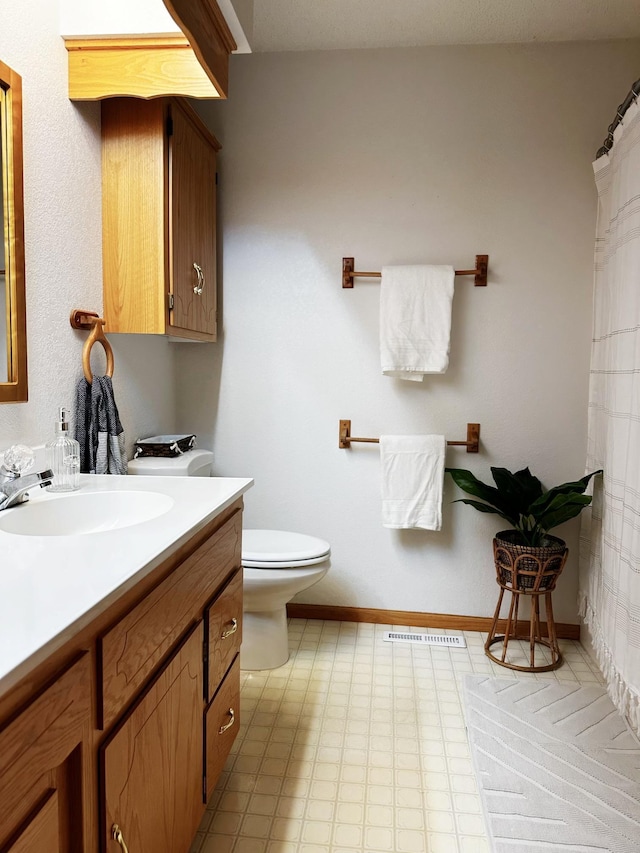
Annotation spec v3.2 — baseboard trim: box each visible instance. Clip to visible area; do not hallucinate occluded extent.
[286,603,580,641]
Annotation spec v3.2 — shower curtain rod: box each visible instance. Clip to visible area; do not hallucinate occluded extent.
[596,77,640,159]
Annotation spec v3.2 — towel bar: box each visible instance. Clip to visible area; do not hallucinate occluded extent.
[342,255,489,288]
[339,420,480,453]
[70,308,114,383]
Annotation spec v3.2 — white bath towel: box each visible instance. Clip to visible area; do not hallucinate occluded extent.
[380,435,446,530]
[380,264,455,380]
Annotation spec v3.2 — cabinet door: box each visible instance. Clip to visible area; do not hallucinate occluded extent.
[6,791,59,853]
[102,97,168,335]
[0,654,91,853]
[102,623,205,853]
[170,100,218,339]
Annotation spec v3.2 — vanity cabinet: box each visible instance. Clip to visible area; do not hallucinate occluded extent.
[0,655,91,852]
[100,509,242,852]
[102,97,220,342]
[0,497,244,853]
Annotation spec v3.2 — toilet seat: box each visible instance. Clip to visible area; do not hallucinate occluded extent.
[242,529,331,569]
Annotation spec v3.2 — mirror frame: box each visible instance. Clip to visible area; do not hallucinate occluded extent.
[0,59,27,402]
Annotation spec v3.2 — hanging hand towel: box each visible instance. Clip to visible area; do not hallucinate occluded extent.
[380,265,455,380]
[75,375,127,475]
[380,435,445,530]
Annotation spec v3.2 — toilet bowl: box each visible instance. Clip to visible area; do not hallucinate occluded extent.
[242,529,330,671]
[128,455,329,670]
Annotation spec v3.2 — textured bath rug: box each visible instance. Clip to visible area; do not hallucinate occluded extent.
[463,675,640,853]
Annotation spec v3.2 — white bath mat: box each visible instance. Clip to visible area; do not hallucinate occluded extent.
[463,675,640,853]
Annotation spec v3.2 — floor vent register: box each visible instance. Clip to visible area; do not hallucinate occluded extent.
[383,631,467,648]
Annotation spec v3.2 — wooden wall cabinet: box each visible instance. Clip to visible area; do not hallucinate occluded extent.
[0,500,244,853]
[102,97,220,342]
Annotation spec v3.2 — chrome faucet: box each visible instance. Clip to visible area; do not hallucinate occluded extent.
[0,470,54,511]
[0,444,54,511]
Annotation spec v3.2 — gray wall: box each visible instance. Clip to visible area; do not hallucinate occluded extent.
[0,0,177,454]
[178,41,640,622]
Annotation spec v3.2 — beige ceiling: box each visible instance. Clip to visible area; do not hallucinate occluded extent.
[250,0,640,52]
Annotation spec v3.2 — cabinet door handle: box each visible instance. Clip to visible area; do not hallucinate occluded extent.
[221,617,238,639]
[193,263,204,295]
[219,707,235,734]
[112,824,130,853]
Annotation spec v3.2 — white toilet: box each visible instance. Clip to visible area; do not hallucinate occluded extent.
[241,529,330,670]
[128,452,330,671]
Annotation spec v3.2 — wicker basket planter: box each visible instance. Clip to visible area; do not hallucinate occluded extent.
[445,464,600,672]
[493,530,568,592]
[485,531,569,671]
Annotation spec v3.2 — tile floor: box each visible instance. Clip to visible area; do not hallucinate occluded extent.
[191,619,605,853]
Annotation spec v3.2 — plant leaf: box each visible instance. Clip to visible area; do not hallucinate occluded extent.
[446,467,602,535]
[445,468,516,521]
[528,469,602,516]
[491,467,544,515]
[451,498,514,523]
[534,493,593,531]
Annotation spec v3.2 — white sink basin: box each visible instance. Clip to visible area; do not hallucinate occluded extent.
[0,490,174,536]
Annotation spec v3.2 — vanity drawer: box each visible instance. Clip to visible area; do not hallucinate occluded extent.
[204,656,240,802]
[206,568,243,703]
[100,508,242,728]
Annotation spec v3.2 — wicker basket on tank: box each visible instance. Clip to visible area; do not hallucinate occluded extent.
[133,434,196,459]
[493,530,568,592]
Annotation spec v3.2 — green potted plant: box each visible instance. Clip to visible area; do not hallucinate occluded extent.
[445,465,602,590]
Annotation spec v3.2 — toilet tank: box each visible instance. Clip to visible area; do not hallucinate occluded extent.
[127,449,214,477]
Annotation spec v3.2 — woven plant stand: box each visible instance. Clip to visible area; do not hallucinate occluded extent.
[485,531,568,672]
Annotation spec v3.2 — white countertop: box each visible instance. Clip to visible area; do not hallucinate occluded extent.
[0,474,253,697]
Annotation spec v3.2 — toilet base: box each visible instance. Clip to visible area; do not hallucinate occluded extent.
[241,607,290,670]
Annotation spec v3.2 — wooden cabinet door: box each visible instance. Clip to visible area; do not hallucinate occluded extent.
[0,654,91,853]
[102,97,168,335]
[170,100,218,339]
[102,623,205,853]
[6,791,59,853]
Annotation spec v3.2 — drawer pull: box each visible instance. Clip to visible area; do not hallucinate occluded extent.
[221,617,238,639]
[193,262,204,295]
[219,707,235,734]
[112,824,130,853]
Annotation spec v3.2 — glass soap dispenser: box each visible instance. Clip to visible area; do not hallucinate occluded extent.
[46,407,80,491]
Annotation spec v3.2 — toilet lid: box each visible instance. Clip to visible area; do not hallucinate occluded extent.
[242,529,331,565]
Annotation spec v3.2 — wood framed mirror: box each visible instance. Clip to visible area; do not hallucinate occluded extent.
[0,59,27,402]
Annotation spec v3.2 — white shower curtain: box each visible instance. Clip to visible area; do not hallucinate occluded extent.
[579,95,640,733]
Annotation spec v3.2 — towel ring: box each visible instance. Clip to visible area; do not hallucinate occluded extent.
[70,309,115,383]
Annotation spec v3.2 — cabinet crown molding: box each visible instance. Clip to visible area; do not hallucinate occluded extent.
[65,35,228,100]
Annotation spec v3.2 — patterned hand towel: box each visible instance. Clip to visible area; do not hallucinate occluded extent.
[75,376,127,475]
